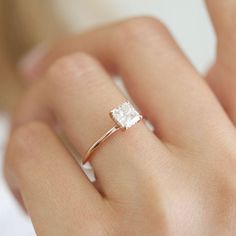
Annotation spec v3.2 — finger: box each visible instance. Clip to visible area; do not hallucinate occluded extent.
[4,121,105,235]
[22,17,235,151]
[205,0,236,59]
[13,53,169,200]
[205,0,236,124]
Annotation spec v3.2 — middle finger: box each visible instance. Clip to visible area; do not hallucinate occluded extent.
[28,17,236,153]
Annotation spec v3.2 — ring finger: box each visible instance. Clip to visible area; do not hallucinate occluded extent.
[14,53,168,199]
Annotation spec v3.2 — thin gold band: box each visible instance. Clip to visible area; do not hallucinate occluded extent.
[82,101,142,165]
[82,125,121,164]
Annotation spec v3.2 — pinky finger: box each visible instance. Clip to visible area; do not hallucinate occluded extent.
[4,121,105,235]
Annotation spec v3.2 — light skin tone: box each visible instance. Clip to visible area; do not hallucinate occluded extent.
[4,0,236,235]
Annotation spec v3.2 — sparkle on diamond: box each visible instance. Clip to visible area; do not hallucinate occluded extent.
[110,102,142,129]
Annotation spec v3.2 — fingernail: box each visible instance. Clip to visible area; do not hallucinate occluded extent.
[17,43,48,82]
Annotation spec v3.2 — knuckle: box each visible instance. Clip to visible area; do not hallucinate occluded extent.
[86,222,111,236]
[211,156,236,201]
[47,52,100,89]
[214,174,236,217]
[115,16,168,45]
[81,211,114,236]
[46,53,107,97]
[7,121,49,173]
[215,146,236,176]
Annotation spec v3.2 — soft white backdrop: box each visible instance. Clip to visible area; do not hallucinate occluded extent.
[0,1,215,235]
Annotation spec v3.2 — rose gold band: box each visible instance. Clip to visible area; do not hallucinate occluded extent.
[82,101,142,165]
[82,125,121,164]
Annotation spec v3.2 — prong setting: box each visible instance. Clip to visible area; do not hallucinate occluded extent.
[110,101,142,130]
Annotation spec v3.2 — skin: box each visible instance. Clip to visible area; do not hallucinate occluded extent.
[4,0,236,235]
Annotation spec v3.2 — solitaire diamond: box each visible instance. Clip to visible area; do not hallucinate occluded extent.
[110,101,142,129]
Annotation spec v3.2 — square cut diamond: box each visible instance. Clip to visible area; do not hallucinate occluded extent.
[110,102,142,129]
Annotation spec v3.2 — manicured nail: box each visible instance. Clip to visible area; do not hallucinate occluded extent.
[17,43,48,82]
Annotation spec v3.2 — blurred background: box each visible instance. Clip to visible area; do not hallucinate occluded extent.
[0,0,215,235]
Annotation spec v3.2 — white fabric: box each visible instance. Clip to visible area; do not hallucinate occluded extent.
[0,0,215,235]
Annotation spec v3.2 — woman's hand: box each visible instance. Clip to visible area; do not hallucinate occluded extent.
[4,1,236,235]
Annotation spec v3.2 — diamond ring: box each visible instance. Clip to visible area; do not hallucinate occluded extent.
[82,101,143,164]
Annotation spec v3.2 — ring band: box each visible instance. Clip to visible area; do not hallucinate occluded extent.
[82,101,143,164]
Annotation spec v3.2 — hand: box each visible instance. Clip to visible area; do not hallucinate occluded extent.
[4,1,236,235]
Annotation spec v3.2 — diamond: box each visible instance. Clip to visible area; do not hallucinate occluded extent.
[110,101,142,129]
